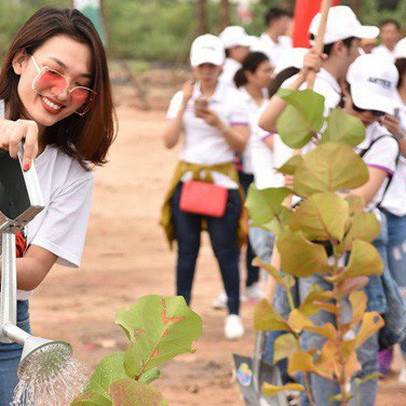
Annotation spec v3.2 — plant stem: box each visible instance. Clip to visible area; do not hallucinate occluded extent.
[332,249,348,406]
[304,371,316,406]
[285,274,296,310]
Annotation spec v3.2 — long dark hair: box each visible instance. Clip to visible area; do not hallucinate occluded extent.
[0,7,116,169]
[234,52,269,88]
[395,58,406,90]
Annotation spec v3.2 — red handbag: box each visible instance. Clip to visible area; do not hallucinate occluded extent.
[179,181,228,218]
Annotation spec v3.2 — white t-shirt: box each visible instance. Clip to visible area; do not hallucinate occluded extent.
[380,91,406,216]
[251,33,292,67]
[251,103,294,190]
[219,58,241,88]
[166,80,249,188]
[355,122,399,212]
[238,87,268,174]
[0,100,94,300]
[282,68,342,117]
[372,45,396,61]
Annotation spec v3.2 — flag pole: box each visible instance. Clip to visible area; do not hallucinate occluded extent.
[307,0,333,89]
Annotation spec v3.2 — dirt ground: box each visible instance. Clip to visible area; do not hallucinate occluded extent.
[30,98,406,405]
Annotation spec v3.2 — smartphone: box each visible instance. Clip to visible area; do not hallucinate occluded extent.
[195,97,208,118]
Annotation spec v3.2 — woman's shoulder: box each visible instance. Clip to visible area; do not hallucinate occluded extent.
[46,146,94,184]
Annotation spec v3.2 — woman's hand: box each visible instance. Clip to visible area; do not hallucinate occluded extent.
[198,108,222,128]
[380,114,402,138]
[284,174,294,190]
[181,80,195,107]
[0,118,39,171]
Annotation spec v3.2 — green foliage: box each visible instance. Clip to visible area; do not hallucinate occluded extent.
[71,295,202,406]
[246,88,386,405]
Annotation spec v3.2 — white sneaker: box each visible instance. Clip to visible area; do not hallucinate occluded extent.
[399,366,406,384]
[225,315,244,340]
[212,290,228,310]
[244,282,265,303]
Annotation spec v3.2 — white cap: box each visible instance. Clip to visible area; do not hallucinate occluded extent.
[309,6,379,45]
[395,37,406,59]
[347,54,399,115]
[274,48,307,76]
[219,26,252,49]
[190,34,226,67]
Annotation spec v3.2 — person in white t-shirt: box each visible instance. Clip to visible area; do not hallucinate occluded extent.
[0,8,116,405]
[251,7,292,67]
[161,34,250,340]
[377,52,406,381]
[218,26,251,88]
[259,5,380,133]
[372,19,401,61]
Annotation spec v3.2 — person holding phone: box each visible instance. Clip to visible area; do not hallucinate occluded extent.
[0,8,116,404]
[161,34,249,340]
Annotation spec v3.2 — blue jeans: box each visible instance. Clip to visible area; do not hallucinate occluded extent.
[298,276,378,406]
[0,300,31,406]
[381,209,406,357]
[171,182,241,314]
[238,171,260,287]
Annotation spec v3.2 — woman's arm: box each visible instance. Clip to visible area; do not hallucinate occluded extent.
[162,80,194,149]
[0,245,57,291]
[218,122,249,153]
[351,166,389,205]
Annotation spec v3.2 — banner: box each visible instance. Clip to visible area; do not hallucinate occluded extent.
[292,0,341,48]
[73,0,107,45]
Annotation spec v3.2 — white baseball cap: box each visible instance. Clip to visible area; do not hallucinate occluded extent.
[219,26,252,49]
[190,34,226,67]
[309,6,379,45]
[347,54,399,115]
[395,37,406,59]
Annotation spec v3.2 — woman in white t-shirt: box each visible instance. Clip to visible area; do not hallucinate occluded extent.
[377,56,406,380]
[161,34,249,340]
[233,52,273,301]
[0,8,115,404]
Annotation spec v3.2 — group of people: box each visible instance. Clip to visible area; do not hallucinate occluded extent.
[161,4,406,405]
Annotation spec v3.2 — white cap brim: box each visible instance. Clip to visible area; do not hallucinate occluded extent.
[351,85,394,115]
[353,25,380,40]
[191,54,224,67]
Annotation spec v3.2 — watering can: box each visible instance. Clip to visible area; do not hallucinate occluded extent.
[0,147,72,378]
[233,332,289,406]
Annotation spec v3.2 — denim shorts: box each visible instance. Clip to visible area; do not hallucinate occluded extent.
[0,300,31,406]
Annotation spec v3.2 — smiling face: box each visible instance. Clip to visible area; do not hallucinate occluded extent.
[13,35,93,129]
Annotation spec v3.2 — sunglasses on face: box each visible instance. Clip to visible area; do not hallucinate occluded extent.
[352,103,385,118]
[31,55,96,116]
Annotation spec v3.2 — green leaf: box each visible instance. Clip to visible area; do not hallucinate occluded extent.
[276,89,325,149]
[71,390,112,406]
[254,299,293,332]
[342,211,381,251]
[277,154,303,175]
[322,108,366,147]
[289,192,349,242]
[274,333,300,363]
[334,240,383,283]
[119,295,202,379]
[80,352,127,404]
[293,143,369,197]
[110,379,168,406]
[245,185,292,232]
[263,382,305,397]
[299,291,334,317]
[138,368,160,384]
[252,258,285,287]
[355,312,384,347]
[329,393,354,404]
[277,231,331,278]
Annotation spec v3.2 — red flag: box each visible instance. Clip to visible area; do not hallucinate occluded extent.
[292,0,341,48]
